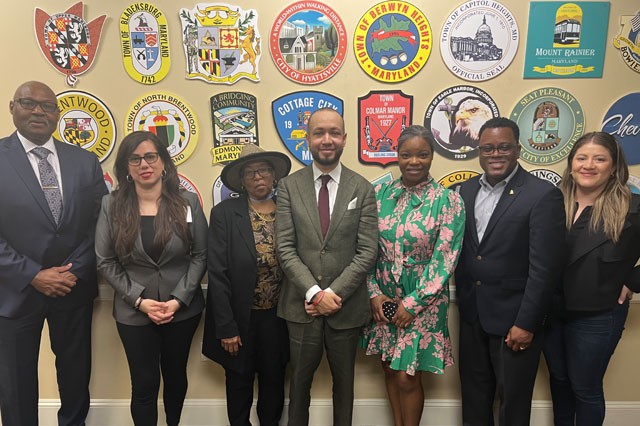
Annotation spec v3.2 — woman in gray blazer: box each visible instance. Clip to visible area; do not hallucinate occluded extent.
[96,131,207,426]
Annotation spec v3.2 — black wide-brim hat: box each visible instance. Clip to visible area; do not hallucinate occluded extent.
[220,144,292,193]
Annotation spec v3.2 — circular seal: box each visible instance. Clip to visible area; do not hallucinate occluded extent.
[628,174,640,194]
[530,168,562,186]
[270,1,347,84]
[125,92,198,166]
[424,85,499,160]
[511,87,584,165]
[613,11,640,74]
[353,1,432,83]
[212,176,239,206]
[440,1,518,81]
[601,92,640,165]
[178,174,203,207]
[103,172,114,193]
[437,170,479,190]
[55,90,116,163]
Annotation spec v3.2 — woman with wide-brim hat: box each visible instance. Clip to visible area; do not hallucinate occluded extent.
[202,143,292,426]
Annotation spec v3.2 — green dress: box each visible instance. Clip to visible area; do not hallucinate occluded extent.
[360,177,465,375]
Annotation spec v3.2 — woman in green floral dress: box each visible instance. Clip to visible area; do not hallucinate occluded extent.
[360,125,465,426]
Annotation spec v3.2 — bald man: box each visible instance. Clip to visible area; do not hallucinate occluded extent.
[0,81,107,426]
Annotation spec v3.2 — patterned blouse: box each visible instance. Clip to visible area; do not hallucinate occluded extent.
[249,208,283,309]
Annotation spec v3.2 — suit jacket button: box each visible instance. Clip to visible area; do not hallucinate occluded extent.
[476,280,482,286]
[476,255,482,261]
[321,249,326,255]
[317,275,323,281]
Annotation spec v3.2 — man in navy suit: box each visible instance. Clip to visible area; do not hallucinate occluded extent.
[0,81,107,426]
[455,117,566,426]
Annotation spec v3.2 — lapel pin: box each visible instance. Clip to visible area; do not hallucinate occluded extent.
[509,189,514,195]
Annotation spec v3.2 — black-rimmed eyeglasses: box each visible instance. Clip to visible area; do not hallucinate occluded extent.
[242,167,274,179]
[478,143,518,156]
[16,98,59,113]
[128,152,160,166]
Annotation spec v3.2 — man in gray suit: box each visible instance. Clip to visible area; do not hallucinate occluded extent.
[276,108,378,426]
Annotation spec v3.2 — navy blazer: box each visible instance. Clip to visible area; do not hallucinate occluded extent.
[455,166,566,336]
[202,195,288,373]
[0,132,107,318]
[562,194,640,312]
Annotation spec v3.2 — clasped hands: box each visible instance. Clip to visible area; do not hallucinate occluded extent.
[304,290,342,316]
[370,294,414,329]
[31,263,77,297]
[138,298,181,325]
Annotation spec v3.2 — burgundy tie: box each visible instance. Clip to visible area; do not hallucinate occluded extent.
[318,175,331,238]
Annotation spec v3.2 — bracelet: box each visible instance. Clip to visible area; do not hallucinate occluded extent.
[134,297,143,311]
[312,290,325,306]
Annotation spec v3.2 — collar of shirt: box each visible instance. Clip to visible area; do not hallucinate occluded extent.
[479,162,519,191]
[17,131,58,157]
[312,161,342,185]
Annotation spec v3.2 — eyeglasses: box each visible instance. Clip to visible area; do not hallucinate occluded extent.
[478,143,518,156]
[128,152,160,166]
[16,97,59,113]
[242,167,274,179]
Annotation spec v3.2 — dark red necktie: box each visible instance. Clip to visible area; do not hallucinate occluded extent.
[318,175,331,238]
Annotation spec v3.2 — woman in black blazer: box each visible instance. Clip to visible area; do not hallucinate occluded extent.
[543,132,640,426]
[202,144,291,426]
[96,131,207,426]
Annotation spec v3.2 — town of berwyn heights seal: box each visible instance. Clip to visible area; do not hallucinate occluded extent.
[180,3,261,84]
[272,91,343,166]
[440,1,518,81]
[354,1,432,83]
[120,2,171,85]
[56,90,116,163]
[125,92,198,166]
[34,2,107,87]
[511,87,584,165]
[424,85,499,160]
[210,92,259,166]
[613,10,640,73]
[358,90,413,167]
[270,1,347,84]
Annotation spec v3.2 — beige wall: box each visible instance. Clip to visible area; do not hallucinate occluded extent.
[2,0,639,404]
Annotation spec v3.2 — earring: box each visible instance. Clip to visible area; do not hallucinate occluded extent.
[126,174,133,183]
[273,179,278,187]
[162,169,167,179]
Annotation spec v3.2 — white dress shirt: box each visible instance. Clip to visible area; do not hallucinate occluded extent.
[306,162,343,302]
[17,132,64,199]
[474,164,519,241]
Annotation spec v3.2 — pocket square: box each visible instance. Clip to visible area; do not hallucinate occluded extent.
[347,197,358,210]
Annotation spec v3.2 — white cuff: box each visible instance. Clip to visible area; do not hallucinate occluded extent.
[305,285,322,303]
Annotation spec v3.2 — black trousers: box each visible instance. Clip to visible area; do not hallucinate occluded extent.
[225,308,288,426]
[459,318,544,426]
[0,302,93,426]
[116,313,201,426]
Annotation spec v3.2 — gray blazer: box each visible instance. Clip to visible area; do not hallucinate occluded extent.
[276,164,378,329]
[95,191,207,326]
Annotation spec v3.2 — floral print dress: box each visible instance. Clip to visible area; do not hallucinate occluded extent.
[360,177,465,375]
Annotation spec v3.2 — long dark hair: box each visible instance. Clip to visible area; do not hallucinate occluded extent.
[560,131,630,242]
[112,131,191,262]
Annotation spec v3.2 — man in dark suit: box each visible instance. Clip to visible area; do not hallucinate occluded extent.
[276,108,378,426]
[455,117,566,426]
[0,81,107,426]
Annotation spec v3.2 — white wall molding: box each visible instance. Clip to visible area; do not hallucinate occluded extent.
[27,398,640,426]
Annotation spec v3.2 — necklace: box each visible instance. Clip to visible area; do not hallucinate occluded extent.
[249,200,275,223]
